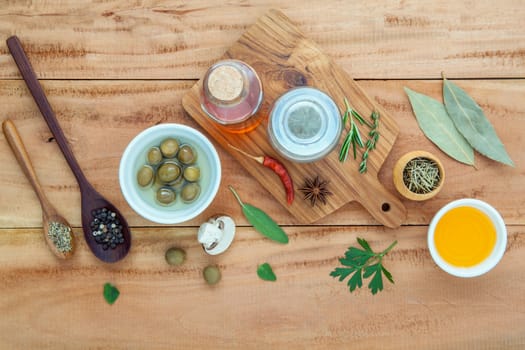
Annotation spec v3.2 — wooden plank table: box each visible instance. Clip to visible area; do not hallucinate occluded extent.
[0,1,524,349]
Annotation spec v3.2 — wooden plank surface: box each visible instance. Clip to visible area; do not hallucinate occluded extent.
[0,1,524,80]
[1,226,524,349]
[1,1,524,349]
[1,79,523,227]
[183,9,406,227]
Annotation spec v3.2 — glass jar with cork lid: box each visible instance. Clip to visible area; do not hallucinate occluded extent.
[200,59,264,134]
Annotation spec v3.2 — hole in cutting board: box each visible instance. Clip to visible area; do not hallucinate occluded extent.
[381,203,391,212]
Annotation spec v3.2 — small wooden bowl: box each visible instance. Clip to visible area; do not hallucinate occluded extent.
[393,151,445,201]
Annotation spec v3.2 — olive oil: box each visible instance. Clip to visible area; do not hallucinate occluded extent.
[434,206,496,267]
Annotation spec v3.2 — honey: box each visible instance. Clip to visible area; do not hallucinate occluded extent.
[434,206,496,267]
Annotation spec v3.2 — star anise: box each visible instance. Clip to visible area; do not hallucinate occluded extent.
[299,176,332,207]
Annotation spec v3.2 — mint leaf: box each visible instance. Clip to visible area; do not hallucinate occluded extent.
[103,283,120,305]
[257,263,277,281]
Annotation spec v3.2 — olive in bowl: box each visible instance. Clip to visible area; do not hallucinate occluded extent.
[119,124,221,224]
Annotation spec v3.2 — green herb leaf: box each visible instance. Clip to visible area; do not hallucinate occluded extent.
[330,267,355,281]
[442,78,514,166]
[357,237,373,253]
[103,283,120,305]
[330,238,396,295]
[382,266,394,284]
[368,266,384,295]
[257,263,277,281]
[229,186,289,244]
[347,269,363,292]
[359,111,380,173]
[404,87,475,166]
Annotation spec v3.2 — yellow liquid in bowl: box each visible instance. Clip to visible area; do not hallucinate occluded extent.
[434,206,496,267]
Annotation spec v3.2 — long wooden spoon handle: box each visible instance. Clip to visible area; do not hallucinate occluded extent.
[6,35,90,189]
[2,119,49,205]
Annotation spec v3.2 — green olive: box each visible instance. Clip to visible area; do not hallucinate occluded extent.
[165,247,186,266]
[178,144,197,165]
[136,165,154,187]
[181,183,200,203]
[156,161,181,184]
[203,265,221,285]
[156,187,176,205]
[171,175,186,191]
[183,166,200,182]
[160,138,179,158]
[147,147,163,165]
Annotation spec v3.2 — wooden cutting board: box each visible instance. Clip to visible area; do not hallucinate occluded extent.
[183,9,406,227]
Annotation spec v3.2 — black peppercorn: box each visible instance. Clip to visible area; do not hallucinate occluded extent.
[90,207,125,250]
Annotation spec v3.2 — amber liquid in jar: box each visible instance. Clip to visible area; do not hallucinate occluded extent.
[201,60,263,134]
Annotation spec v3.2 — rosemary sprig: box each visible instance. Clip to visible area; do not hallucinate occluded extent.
[359,111,380,173]
[339,98,381,173]
[339,98,369,162]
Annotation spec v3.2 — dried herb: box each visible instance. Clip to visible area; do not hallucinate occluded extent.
[48,221,73,253]
[403,157,441,194]
[442,76,514,167]
[359,111,380,173]
[229,185,288,244]
[330,238,396,295]
[257,263,277,281]
[404,87,475,166]
[299,176,332,206]
[103,283,120,305]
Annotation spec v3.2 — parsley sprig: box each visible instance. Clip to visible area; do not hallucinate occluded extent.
[330,238,397,295]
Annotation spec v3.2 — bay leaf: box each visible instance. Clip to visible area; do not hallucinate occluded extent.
[404,87,475,165]
[443,78,514,166]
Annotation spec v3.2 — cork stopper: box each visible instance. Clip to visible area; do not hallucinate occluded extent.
[206,65,244,102]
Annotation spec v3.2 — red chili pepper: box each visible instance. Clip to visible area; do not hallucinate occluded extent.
[229,144,294,205]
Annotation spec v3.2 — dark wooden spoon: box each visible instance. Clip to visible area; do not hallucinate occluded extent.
[7,36,131,263]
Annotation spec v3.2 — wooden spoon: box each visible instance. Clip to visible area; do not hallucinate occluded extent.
[2,119,75,259]
[7,36,131,263]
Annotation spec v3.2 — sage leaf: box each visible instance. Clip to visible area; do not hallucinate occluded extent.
[103,283,120,305]
[229,186,289,244]
[257,263,277,281]
[443,78,514,166]
[404,87,475,165]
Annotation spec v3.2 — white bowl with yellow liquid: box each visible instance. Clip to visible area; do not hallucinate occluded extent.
[428,198,507,278]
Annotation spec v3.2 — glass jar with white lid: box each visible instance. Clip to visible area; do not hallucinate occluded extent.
[267,87,342,163]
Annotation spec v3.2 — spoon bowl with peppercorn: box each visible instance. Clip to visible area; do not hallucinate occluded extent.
[7,35,131,263]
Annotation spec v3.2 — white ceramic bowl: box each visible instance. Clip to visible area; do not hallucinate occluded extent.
[119,124,221,224]
[428,198,507,278]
